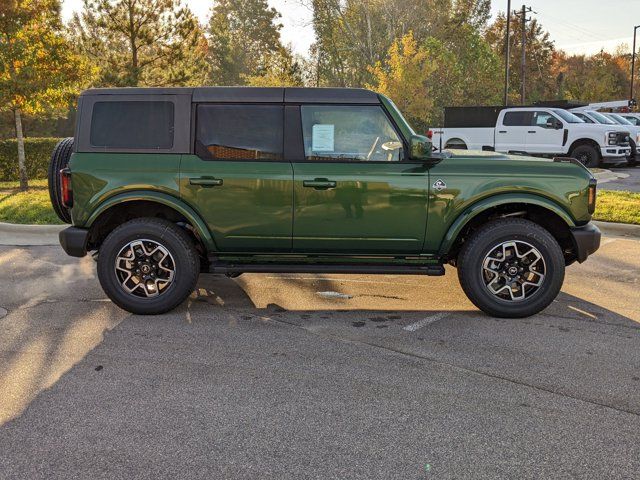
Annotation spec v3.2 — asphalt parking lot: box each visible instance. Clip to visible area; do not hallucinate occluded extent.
[602,165,640,192]
[0,233,639,479]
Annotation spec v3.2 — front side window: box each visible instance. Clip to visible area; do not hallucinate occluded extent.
[196,105,283,161]
[532,111,555,127]
[301,105,403,162]
[90,101,175,149]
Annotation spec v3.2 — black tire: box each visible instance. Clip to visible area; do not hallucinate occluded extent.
[627,140,637,167]
[47,137,74,224]
[570,144,600,168]
[457,218,565,318]
[97,218,200,315]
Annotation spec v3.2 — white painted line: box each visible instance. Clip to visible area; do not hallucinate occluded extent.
[403,312,449,332]
[316,291,353,299]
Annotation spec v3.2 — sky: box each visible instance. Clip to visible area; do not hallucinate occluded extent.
[61,0,639,58]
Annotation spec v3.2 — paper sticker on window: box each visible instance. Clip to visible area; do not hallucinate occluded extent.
[312,124,334,151]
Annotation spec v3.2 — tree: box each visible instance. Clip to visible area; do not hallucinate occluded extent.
[207,0,285,85]
[244,46,304,87]
[0,0,89,190]
[71,0,207,87]
[367,32,438,131]
[486,13,555,103]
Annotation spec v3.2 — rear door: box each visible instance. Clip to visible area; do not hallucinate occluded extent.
[495,111,532,152]
[525,110,564,154]
[288,104,429,254]
[180,104,293,252]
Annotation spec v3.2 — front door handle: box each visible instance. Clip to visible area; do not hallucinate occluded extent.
[303,178,337,190]
[528,130,536,133]
[498,130,507,133]
[189,177,223,187]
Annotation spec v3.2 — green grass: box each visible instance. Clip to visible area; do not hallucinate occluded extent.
[0,179,63,225]
[593,190,640,225]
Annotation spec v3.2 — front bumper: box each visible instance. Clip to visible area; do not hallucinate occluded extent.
[569,223,601,263]
[602,146,631,163]
[59,227,89,258]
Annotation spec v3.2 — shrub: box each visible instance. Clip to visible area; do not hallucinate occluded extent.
[0,137,62,181]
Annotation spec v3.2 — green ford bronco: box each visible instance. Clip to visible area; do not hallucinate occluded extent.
[49,87,600,317]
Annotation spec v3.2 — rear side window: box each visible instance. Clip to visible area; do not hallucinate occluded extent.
[90,101,174,149]
[503,111,533,126]
[195,105,283,161]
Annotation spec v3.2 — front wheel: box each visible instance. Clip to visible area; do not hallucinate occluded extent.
[570,144,600,168]
[457,218,565,318]
[97,218,200,315]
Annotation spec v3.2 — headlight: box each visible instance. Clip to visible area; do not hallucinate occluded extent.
[607,132,617,145]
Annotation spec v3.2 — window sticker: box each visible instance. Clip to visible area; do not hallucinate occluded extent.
[312,124,335,151]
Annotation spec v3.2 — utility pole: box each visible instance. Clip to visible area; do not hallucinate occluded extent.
[503,0,511,106]
[631,25,640,103]
[514,5,532,105]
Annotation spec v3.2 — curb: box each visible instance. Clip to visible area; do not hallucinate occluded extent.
[0,222,65,246]
[592,169,629,184]
[592,220,640,239]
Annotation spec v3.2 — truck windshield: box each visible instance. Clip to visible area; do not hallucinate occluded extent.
[587,111,616,124]
[552,109,584,124]
[607,113,634,125]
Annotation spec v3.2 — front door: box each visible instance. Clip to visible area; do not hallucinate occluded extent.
[526,110,564,154]
[180,104,293,252]
[289,105,429,254]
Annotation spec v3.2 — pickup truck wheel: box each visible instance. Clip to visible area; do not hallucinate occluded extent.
[457,218,565,318]
[570,144,600,168]
[47,137,74,224]
[627,140,637,167]
[97,218,200,315]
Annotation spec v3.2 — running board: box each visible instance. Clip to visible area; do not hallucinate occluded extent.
[205,263,445,276]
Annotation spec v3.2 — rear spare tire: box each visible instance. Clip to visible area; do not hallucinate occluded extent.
[47,137,74,224]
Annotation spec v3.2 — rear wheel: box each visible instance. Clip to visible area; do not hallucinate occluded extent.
[47,137,74,223]
[97,218,200,315]
[570,144,600,168]
[457,218,565,318]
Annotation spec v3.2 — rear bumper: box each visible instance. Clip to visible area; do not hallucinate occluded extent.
[59,227,89,257]
[569,223,601,263]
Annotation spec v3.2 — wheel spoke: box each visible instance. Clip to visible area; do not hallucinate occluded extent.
[481,240,546,302]
[114,239,176,299]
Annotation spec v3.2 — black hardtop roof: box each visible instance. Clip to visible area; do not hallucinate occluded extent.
[80,86,380,104]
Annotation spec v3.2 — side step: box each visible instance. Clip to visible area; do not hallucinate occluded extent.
[206,263,445,276]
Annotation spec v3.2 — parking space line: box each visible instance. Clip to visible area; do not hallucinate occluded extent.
[403,312,449,332]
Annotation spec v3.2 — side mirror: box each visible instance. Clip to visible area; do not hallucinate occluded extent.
[409,134,432,161]
[546,118,563,130]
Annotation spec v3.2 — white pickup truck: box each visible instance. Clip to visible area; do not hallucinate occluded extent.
[431,106,631,167]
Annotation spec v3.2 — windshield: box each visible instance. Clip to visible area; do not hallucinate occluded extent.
[552,109,584,123]
[379,95,416,137]
[587,111,616,124]
[607,113,633,125]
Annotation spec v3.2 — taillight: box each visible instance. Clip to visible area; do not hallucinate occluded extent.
[587,179,596,214]
[426,129,433,140]
[60,168,73,208]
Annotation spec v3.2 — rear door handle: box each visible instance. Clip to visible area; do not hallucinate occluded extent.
[189,177,223,187]
[303,178,337,190]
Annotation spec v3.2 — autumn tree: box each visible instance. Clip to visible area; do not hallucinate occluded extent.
[0,0,89,190]
[207,0,289,85]
[310,0,493,88]
[71,0,208,87]
[486,13,555,103]
[244,46,304,87]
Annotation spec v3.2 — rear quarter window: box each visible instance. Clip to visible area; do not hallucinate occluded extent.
[90,101,175,149]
